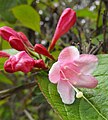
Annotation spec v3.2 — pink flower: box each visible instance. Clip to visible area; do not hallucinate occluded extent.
[49,46,98,104]
[0,26,33,51]
[4,51,35,73]
[49,8,76,51]
[34,44,54,60]
[9,36,26,51]
[17,32,33,48]
[34,59,47,69]
[0,26,17,41]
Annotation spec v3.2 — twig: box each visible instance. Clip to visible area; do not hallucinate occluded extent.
[0,81,37,100]
[96,0,102,32]
[24,109,34,120]
[102,10,108,53]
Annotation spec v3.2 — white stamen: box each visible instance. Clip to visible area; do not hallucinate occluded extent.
[60,70,69,81]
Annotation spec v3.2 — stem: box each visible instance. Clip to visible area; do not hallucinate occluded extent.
[24,109,34,120]
[96,0,102,32]
[68,82,107,120]
[82,95,107,120]
[0,81,37,100]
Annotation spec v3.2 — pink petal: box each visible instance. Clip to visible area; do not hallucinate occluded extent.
[58,46,79,64]
[73,74,98,88]
[57,80,75,104]
[17,32,33,48]
[74,54,98,75]
[0,26,17,41]
[60,63,80,82]
[49,62,60,84]
[9,36,25,51]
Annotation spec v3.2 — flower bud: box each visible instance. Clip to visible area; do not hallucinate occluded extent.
[17,32,33,48]
[34,59,47,69]
[0,26,17,41]
[4,51,35,73]
[9,36,25,51]
[49,8,76,51]
[0,26,33,51]
[34,44,54,60]
[0,51,10,58]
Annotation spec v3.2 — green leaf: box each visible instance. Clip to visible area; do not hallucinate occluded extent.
[0,57,8,70]
[2,40,11,49]
[12,5,40,32]
[76,9,97,19]
[0,74,13,85]
[3,49,19,55]
[0,0,17,23]
[37,54,108,120]
[27,0,34,5]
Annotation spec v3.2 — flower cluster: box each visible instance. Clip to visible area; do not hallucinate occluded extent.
[0,27,51,73]
[0,8,98,104]
[0,8,76,73]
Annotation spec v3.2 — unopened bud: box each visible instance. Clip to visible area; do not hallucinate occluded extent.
[49,8,76,51]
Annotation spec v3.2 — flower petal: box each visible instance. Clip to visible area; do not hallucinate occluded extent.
[49,62,60,84]
[57,80,75,104]
[73,74,98,88]
[58,46,79,64]
[60,63,80,82]
[74,54,98,75]
[0,26,17,41]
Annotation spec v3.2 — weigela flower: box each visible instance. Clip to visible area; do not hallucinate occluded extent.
[34,59,47,69]
[49,8,76,51]
[0,26,33,51]
[34,44,54,60]
[4,51,35,73]
[0,26,18,41]
[49,46,98,104]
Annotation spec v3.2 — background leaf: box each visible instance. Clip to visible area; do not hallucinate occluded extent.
[37,54,108,120]
[12,5,40,32]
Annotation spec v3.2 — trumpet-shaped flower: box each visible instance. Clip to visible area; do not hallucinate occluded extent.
[49,46,98,104]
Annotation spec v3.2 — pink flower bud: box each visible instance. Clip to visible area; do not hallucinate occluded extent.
[4,51,35,73]
[9,36,26,51]
[49,8,76,51]
[34,44,54,60]
[0,26,33,51]
[0,51,10,58]
[34,59,47,69]
[0,26,17,41]
[17,32,33,48]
